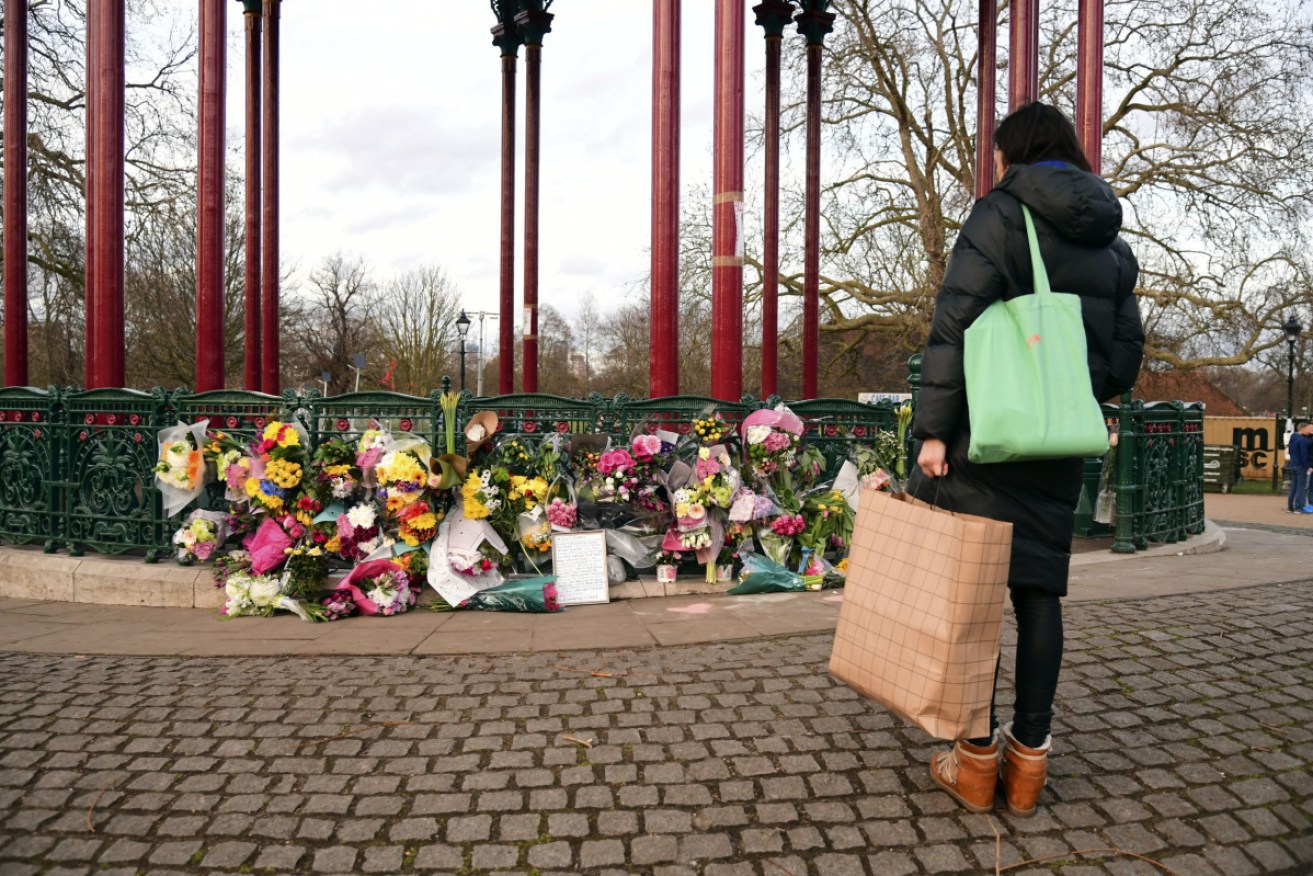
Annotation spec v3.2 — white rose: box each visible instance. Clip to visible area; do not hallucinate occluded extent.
[746,425,771,445]
[467,424,486,443]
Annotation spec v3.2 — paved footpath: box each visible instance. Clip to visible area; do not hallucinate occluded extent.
[1,579,1310,874]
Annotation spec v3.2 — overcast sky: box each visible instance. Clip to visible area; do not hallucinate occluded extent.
[219,1,770,331]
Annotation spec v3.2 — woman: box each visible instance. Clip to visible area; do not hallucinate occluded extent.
[908,102,1144,817]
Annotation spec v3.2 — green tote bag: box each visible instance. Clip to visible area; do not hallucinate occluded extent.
[963,205,1110,464]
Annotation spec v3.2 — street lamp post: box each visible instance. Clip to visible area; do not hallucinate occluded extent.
[1284,315,1302,423]
[456,310,472,392]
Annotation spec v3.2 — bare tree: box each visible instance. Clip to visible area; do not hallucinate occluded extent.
[752,0,1313,386]
[290,253,377,394]
[370,265,461,396]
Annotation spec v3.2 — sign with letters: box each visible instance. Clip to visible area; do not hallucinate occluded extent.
[550,530,610,606]
[1203,417,1282,481]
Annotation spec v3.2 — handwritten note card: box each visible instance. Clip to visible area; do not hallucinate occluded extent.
[551,530,610,606]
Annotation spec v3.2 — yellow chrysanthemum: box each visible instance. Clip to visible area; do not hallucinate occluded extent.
[265,459,302,489]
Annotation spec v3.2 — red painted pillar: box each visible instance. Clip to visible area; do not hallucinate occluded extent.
[84,19,97,385]
[975,0,998,200]
[261,0,281,394]
[87,0,126,389]
[754,1,793,400]
[1076,0,1103,173]
[797,2,834,401]
[241,0,263,390]
[522,44,541,393]
[1009,0,1039,110]
[4,0,30,386]
[650,0,681,398]
[711,0,745,402]
[493,9,522,396]
[517,4,553,394]
[196,0,227,392]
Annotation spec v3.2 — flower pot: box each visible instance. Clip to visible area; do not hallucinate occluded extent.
[656,564,678,584]
[715,565,734,583]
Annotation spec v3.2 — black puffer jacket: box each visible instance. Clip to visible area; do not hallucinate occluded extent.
[908,163,1144,595]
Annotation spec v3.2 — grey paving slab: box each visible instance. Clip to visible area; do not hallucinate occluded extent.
[0,581,1310,874]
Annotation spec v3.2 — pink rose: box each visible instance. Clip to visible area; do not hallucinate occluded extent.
[763,431,793,453]
[597,448,635,476]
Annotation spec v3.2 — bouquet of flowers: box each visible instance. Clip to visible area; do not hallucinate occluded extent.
[334,558,417,616]
[172,509,227,564]
[460,576,562,613]
[243,421,308,515]
[580,446,639,504]
[545,496,577,531]
[690,412,733,446]
[319,589,357,621]
[313,437,362,502]
[326,501,386,561]
[356,428,394,474]
[799,487,855,559]
[222,569,321,622]
[396,499,441,547]
[154,420,210,516]
[759,511,805,568]
[376,447,429,512]
[461,471,504,522]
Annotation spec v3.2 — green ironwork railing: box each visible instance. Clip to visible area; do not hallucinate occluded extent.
[0,369,1205,561]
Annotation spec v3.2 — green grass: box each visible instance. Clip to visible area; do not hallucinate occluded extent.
[1223,479,1281,495]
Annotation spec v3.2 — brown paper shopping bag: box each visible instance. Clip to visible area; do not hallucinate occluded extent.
[829,488,1013,740]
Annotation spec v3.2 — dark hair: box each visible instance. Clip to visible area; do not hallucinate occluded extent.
[993,102,1092,173]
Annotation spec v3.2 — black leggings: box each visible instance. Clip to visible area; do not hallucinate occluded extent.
[969,586,1063,749]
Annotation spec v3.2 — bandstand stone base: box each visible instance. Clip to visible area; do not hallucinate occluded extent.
[0,543,748,610]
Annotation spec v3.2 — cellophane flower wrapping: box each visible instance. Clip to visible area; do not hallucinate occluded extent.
[247,516,295,575]
[222,570,323,622]
[155,420,210,517]
[727,551,807,595]
[460,576,562,613]
[335,558,417,616]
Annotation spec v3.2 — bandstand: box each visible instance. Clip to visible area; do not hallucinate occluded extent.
[2,0,1111,401]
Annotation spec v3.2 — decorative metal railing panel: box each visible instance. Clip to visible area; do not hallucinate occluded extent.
[613,394,756,440]
[0,372,1204,560]
[0,387,62,550]
[59,388,171,559]
[467,391,619,445]
[307,389,442,454]
[788,397,901,473]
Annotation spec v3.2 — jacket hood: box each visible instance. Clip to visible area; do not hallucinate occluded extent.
[995,163,1122,247]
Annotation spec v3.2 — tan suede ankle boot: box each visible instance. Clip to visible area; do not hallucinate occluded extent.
[929,735,999,814]
[1000,722,1051,817]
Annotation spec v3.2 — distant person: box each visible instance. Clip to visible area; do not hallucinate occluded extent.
[1289,420,1313,513]
[909,102,1143,817]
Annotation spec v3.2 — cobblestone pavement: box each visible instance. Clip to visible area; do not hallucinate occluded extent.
[1,581,1311,876]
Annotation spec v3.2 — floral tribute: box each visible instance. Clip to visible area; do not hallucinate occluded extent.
[164,399,900,622]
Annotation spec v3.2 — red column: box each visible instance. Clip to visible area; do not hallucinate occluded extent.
[522,43,541,393]
[196,0,227,392]
[797,3,834,400]
[494,32,519,396]
[4,0,30,386]
[650,0,681,398]
[87,0,126,389]
[1009,0,1039,110]
[711,0,745,402]
[261,0,281,394]
[754,1,792,401]
[975,0,998,200]
[84,18,97,384]
[517,5,553,395]
[242,0,263,390]
[1076,0,1103,173]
